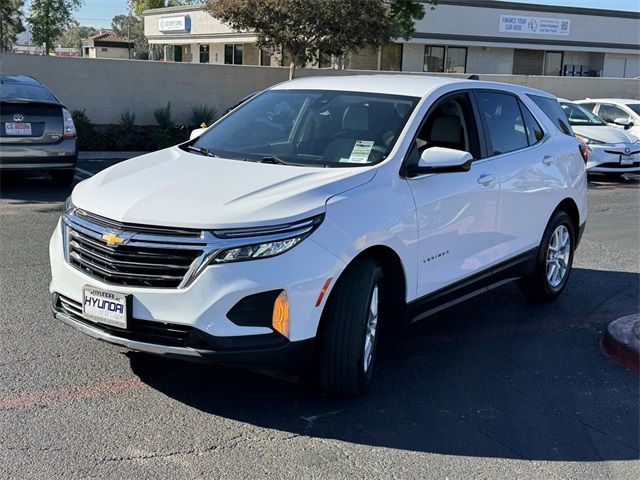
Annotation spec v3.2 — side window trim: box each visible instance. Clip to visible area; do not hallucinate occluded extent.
[473,88,549,161]
[399,89,485,178]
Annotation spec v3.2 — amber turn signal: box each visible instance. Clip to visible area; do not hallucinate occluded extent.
[272,290,290,338]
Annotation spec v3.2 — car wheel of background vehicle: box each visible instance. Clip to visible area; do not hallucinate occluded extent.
[518,211,575,302]
[51,169,76,187]
[318,258,383,395]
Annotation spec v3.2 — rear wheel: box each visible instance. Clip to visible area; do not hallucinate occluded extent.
[318,259,383,395]
[51,169,75,187]
[518,211,575,302]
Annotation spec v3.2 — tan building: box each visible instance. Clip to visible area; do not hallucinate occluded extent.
[82,31,135,60]
[142,1,640,78]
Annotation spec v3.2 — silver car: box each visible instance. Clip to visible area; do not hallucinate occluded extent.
[0,75,77,186]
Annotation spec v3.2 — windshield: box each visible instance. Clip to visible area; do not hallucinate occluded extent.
[626,104,640,116]
[191,90,419,167]
[561,102,605,127]
[0,84,58,102]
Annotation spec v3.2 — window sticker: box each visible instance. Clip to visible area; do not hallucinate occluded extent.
[343,140,375,164]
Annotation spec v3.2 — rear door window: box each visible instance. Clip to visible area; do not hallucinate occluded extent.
[527,94,573,136]
[475,91,529,156]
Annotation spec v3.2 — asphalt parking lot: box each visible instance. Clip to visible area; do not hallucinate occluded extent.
[1,161,638,479]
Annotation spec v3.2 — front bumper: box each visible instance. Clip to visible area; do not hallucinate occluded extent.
[0,138,77,170]
[49,218,344,365]
[586,144,640,173]
[52,297,314,373]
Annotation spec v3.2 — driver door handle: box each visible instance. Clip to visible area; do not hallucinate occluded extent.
[543,155,554,166]
[477,174,496,186]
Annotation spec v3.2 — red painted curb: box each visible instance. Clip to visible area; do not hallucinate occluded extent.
[602,314,640,373]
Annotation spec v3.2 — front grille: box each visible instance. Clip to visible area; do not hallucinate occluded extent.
[64,211,209,288]
[596,161,640,169]
[55,295,202,348]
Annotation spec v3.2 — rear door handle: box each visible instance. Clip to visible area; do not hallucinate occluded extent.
[543,155,554,166]
[477,174,497,186]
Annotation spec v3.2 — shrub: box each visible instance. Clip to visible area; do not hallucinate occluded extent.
[153,102,174,130]
[71,109,100,151]
[120,110,136,130]
[190,104,217,128]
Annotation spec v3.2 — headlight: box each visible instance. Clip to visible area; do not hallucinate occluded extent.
[575,134,603,145]
[213,236,305,263]
[63,196,76,216]
[208,214,324,264]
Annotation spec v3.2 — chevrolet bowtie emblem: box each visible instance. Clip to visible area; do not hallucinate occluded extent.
[101,233,125,247]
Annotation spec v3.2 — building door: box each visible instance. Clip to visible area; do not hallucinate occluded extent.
[173,45,182,63]
[513,49,544,75]
[543,51,564,76]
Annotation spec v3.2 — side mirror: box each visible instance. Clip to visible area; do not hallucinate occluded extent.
[189,127,207,140]
[407,147,473,176]
[613,117,631,128]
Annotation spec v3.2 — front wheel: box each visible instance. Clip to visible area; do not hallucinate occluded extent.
[318,259,383,395]
[518,211,575,302]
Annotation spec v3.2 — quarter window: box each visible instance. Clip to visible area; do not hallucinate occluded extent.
[528,94,573,136]
[475,92,529,156]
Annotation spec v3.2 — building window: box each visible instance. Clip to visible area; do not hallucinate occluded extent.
[380,44,403,71]
[543,51,563,76]
[260,48,273,66]
[424,46,467,73]
[84,47,89,56]
[200,44,210,63]
[424,46,445,72]
[445,47,467,73]
[224,44,244,65]
[101,47,108,52]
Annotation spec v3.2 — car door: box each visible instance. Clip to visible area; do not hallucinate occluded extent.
[404,91,500,298]
[474,90,563,261]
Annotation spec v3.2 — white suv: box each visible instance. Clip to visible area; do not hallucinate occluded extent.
[50,76,587,394]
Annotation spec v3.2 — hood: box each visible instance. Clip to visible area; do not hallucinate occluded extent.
[72,147,376,229]
[572,125,639,144]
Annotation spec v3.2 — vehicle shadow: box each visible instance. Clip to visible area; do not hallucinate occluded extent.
[0,174,73,204]
[129,267,640,462]
[587,172,640,189]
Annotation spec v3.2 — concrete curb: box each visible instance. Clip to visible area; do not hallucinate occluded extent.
[602,314,640,373]
[78,152,148,161]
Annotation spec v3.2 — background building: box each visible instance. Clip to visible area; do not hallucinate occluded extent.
[143,0,640,78]
[82,31,135,59]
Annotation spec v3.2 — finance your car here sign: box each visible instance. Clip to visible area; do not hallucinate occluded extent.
[499,15,571,36]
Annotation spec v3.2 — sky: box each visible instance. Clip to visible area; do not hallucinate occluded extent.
[21,0,640,29]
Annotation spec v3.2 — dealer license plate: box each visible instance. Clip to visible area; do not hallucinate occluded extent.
[5,122,32,136]
[620,155,635,166]
[82,286,128,329]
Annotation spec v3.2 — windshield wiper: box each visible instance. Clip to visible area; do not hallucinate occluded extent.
[187,145,216,157]
[258,156,296,165]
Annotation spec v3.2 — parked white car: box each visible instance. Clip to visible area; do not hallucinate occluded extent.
[560,100,640,174]
[50,76,587,394]
[575,98,640,139]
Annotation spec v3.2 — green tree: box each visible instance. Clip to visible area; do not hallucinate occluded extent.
[112,14,148,59]
[56,21,96,54]
[128,0,202,17]
[205,0,436,79]
[0,0,26,53]
[28,0,83,55]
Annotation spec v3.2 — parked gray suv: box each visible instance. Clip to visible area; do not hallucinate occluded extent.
[0,75,77,186]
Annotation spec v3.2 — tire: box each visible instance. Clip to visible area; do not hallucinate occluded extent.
[318,258,383,395]
[518,211,575,302]
[51,169,76,187]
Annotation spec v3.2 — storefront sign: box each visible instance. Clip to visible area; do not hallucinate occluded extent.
[499,15,570,36]
[159,16,191,33]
